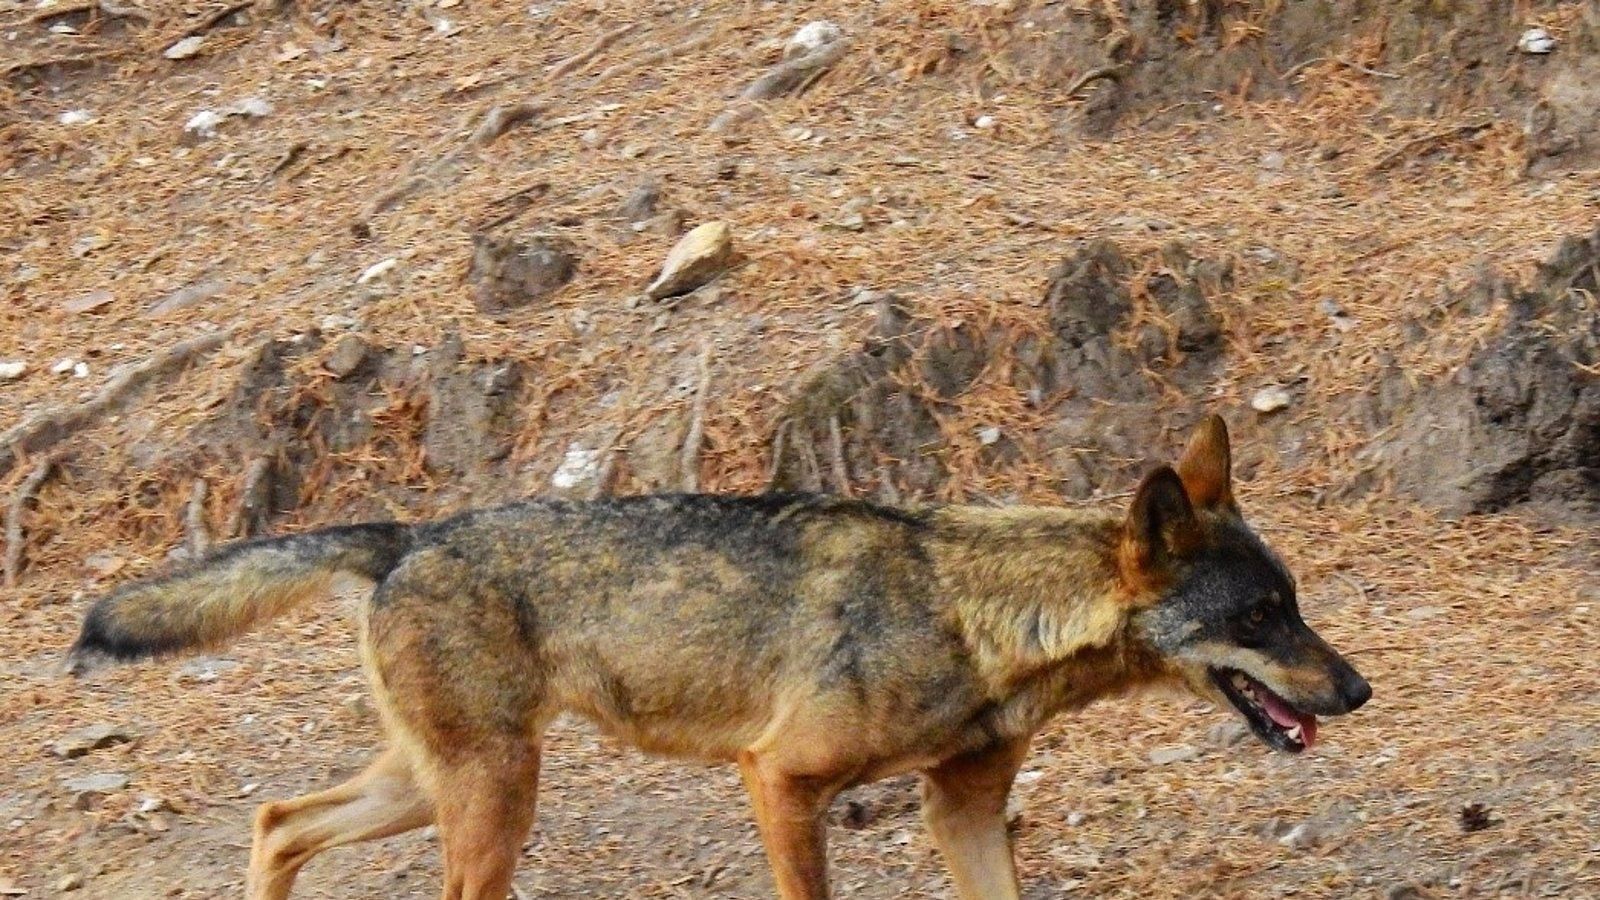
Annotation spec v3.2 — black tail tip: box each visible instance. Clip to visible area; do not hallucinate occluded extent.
[64,599,167,676]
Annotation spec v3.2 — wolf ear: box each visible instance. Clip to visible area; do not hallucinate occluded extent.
[1123,466,1200,572]
[1175,414,1236,512]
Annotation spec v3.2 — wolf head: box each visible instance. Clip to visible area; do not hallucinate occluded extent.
[1122,416,1370,753]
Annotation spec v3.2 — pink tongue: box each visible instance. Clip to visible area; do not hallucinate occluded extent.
[1259,691,1319,748]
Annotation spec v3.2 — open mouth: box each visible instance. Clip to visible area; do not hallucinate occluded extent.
[1209,668,1318,754]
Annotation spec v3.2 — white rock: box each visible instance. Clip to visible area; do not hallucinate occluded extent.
[357,258,400,284]
[58,109,93,125]
[977,425,1002,445]
[550,446,601,490]
[184,109,226,138]
[0,361,25,381]
[1517,27,1555,54]
[1066,810,1088,827]
[230,96,273,118]
[974,115,996,130]
[72,362,89,378]
[1251,385,1293,414]
[51,358,77,375]
[1279,822,1321,850]
[785,20,842,59]
[164,35,205,60]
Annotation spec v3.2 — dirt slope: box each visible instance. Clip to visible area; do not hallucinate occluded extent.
[1,1,1597,897]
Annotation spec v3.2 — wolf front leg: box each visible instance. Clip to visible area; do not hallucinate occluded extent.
[920,738,1031,900]
[737,750,842,900]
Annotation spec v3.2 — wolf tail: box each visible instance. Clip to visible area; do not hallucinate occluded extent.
[67,522,413,674]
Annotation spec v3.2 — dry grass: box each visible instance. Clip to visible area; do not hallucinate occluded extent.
[1,0,1597,897]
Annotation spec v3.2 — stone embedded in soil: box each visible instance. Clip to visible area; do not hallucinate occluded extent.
[645,221,734,300]
[323,334,371,379]
[0,361,25,382]
[52,724,138,759]
[1206,720,1251,748]
[1148,744,1201,765]
[619,179,662,223]
[1517,27,1555,54]
[62,290,114,315]
[786,21,843,59]
[469,233,579,315]
[164,36,206,60]
[148,278,227,317]
[1251,385,1293,413]
[1278,821,1322,850]
[55,873,83,893]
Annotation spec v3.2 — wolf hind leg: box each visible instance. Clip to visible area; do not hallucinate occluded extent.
[433,736,543,900]
[247,745,433,900]
[921,738,1031,900]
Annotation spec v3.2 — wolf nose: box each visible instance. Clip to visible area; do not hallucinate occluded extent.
[1340,673,1372,712]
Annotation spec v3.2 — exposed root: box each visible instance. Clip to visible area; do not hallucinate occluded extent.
[547,22,640,79]
[4,456,59,589]
[225,455,275,539]
[185,478,211,557]
[469,102,544,147]
[827,416,852,495]
[709,39,850,133]
[1370,121,1494,173]
[0,329,235,483]
[589,30,714,88]
[679,346,713,492]
[1064,64,1126,98]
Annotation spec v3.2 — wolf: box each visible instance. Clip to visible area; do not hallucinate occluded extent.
[67,415,1370,899]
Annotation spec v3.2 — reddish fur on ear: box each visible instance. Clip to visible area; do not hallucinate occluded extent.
[1119,466,1200,592]
[1175,414,1236,512]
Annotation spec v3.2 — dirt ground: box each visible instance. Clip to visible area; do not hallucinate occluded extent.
[2,1,1597,898]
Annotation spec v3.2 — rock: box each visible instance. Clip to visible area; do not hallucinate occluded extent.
[977,425,1002,446]
[1406,605,1446,621]
[1206,720,1251,748]
[356,258,400,284]
[72,362,89,379]
[56,873,83,893]
[1066,810,1088,827]
[70,233,109,258]
[549,445,601,492]
[635,208,687,237]
[136,795,171,814]
[81,553,122,577]
[468,234,579,316]
[619,180,662,223]
[58,109,94,125]
[324,334,370,379]
[1278,821,1321,850]
[0,361,25,381]
[51,358,77,375]
[646,221,734,300]
[176,656,240,682]
[1258,150,1286,170]
[973,115,996,130]
[184,97,273,140]
[148,278,227,317]
[65,772,130,793]
[164,36,206,60]
[785,21,843,59]
[66,772,130,808]
[1251,385,1293,414]
[184,109,227,139]
[53,724,138,759]
[1517,27,1555,54]
[1148,744,1201,765]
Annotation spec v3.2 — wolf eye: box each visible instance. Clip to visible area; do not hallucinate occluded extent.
[1248,608,1266,625]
